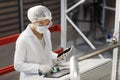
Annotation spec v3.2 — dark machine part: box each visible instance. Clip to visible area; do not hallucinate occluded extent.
[83,0,103,25]
[69,0,106,43]
[83,0,106,40]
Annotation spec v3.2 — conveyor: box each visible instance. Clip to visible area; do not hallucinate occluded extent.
[24,59,111,80]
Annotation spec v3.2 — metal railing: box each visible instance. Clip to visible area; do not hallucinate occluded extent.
[70,42,120,80]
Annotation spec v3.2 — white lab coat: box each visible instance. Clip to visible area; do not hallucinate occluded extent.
[14,24,57,80]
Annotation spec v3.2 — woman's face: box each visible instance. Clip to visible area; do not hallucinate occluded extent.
[31,19,51,34]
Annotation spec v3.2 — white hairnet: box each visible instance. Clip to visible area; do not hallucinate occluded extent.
[27,5,52,22]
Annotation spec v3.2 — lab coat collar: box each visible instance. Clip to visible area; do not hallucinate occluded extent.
[25,24,49,38]
[25,24,47,50]
[25,24,36,37]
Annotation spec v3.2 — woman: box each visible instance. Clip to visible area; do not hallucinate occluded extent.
[14,5,58,80]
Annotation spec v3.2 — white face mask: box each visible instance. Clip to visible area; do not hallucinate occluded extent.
[36,25,48,34]
[36,21,53,34]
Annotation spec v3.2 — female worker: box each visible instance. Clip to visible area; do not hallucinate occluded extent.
[14,5,58,80]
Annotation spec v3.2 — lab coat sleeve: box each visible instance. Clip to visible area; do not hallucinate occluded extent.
[14,40,39,74]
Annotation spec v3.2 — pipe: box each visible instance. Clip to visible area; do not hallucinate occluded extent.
[70,56,80,80]
[105,6,115,11]
[66,0,85,13]
[61,0,67,48]
[19,0,24,31]
[78,42,120,61]
[0,65,15,75]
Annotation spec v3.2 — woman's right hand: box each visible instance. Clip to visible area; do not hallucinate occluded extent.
[39,65,53,75]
